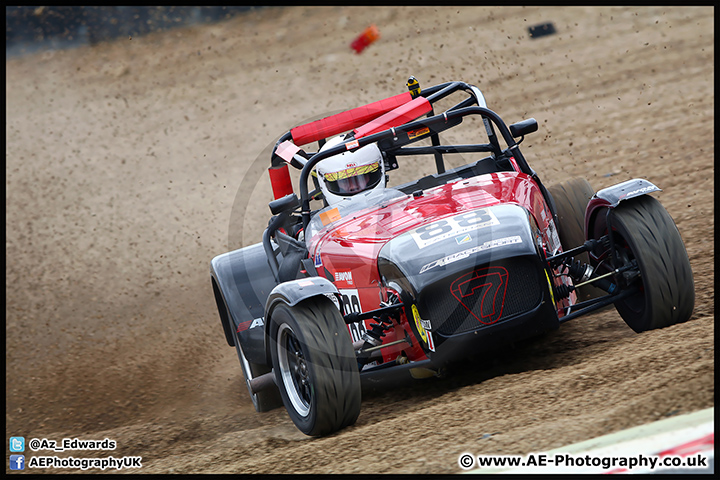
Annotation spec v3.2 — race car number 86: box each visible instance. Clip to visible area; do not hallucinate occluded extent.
[339,289,367,343]
[411,209,499,249]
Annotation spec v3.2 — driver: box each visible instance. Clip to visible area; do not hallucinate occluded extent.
[315,135,386,205]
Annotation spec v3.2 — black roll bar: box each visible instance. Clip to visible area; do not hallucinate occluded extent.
[297,105,526,231]
[265,80,554,236]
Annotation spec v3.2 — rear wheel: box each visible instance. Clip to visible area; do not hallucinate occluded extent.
[596,196,694,332]
[548,177,604,300]
[270,297,361,436]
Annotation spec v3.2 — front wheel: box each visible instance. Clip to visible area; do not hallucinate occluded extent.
[596,196,694,332]
[269,297,361,436]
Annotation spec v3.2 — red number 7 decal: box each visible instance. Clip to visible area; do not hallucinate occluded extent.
[450,266,509,325]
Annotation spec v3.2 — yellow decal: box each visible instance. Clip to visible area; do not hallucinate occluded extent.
[545,270,555,306]
[406,76,421,97]
[323,162,380,182]
[408,127,430,140]
[319,207,342,226]
[411,304,428,344]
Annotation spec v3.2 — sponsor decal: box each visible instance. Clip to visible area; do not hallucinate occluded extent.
[298,279,315,287]
[411,304,428,344]
[319,207,342,226]
[621,185,658,198]
[419,236,523,274]
[426,331,435,351]
[408,126,430,140]
[456,234,472,245]
[314,253,323,267]
[546,219,562,255]
[237,317,265,332]
[334,271,353,285]
[411,209,500,249]
[345,139,360,150]
[410,306,435,352]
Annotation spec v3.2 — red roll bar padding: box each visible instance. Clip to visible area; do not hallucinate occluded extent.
[268,164,294,199]
[352,96,432,139]
[290,92,413,146]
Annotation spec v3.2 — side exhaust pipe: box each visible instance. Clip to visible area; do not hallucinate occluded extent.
[248,371,276,395]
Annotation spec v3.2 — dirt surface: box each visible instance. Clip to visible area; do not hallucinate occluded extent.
[6,6,714,474]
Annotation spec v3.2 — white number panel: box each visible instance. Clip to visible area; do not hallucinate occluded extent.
[410,209,499,249]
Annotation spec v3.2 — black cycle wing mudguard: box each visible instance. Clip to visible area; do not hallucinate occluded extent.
[210,242,279,365]
[584,178,661,239]
[263,277,341,365]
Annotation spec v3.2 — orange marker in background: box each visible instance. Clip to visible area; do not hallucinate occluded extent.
[350,24,380,54]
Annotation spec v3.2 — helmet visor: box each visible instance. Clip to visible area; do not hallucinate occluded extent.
[323,161,382,196]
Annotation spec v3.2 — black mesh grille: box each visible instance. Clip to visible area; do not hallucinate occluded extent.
[420,257,544,336]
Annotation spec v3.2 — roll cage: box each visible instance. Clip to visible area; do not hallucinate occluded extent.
[264,80,557,282]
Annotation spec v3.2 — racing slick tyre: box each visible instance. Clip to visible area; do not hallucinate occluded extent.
[233,331,283,413]
[548,177,604,301]
[269,296,361,436]
[602,196,695,333]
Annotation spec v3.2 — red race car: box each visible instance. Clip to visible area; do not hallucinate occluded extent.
[210,79,694,436]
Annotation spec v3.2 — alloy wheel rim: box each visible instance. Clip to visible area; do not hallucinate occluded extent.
[277,323,311,417]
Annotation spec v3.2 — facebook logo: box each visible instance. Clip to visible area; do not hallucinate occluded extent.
[9,436,25,452]
[9,454,25,470]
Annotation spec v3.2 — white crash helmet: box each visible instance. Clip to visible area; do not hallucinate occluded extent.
[316,135,385,205]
